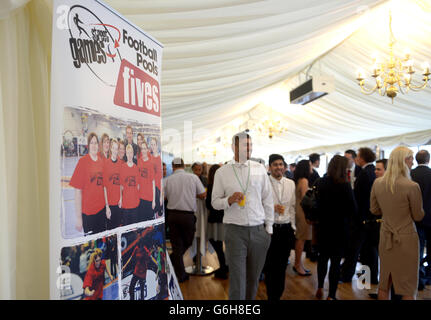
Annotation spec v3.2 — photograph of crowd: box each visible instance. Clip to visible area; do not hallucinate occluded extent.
[61,106,163,239]
[59,235,119,300]
[120,224,168,300]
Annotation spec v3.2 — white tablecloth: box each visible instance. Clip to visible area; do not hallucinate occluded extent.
[189,198,214,258]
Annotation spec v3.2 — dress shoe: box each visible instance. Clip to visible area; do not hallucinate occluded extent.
[309,252,318,262]
[178,274,190,283]
[368,293,378,299]
[214,268,228,279]
[293,266,312,276]
[418,281,425,291]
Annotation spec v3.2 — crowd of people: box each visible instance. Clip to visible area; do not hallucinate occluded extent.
[163,131,431,301]
[69,126,163,236]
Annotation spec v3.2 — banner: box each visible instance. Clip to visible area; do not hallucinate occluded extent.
[49,0,170,300]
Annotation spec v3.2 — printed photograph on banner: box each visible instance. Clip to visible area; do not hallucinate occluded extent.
[166,252,184,300]
[120,224,168,300]
[61,106,163,239]
[58,234,119,300]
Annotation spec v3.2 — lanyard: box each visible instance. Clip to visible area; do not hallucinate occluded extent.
[270,178,284,205]
[232,163,250,194]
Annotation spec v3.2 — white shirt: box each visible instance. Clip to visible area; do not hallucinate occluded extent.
[269,175,296,229]
[164,169,206,212]
[211,159,274,234]
[348,164,357,189]
[362,162,375,169]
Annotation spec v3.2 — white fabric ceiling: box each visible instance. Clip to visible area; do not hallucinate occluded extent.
[106,0,431,162]
[11,0,431,162]
[107,0,412,160]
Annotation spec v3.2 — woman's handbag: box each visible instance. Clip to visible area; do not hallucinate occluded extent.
[300,181,320,223]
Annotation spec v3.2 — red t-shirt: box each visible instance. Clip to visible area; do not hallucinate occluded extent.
[103,159,121,206]
[99,151,109,160]
[132,246,149,279]
[138,158,154,202]
[69,154,105,215]
[151,155,162,190]
[120,162,140,209]
[83,260,106,300]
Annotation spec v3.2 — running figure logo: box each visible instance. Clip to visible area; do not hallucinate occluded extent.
[73,13,89,38]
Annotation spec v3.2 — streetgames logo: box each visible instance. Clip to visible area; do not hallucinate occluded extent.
[67,5,122,87]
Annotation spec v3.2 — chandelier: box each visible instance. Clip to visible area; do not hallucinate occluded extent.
[254,118,287,139]
[356,11,430,103]
[197,144,218,159]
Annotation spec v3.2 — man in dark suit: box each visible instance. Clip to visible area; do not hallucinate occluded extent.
[308,153,320,186]
[341,147,379,284]
[307,153,321,261]
[344,149,362,189]
[283,161,294,180]
[411,150,431,289]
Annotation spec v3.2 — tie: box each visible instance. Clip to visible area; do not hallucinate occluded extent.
[347,169,351,182]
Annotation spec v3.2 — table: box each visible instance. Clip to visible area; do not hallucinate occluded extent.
[185,198,214,276]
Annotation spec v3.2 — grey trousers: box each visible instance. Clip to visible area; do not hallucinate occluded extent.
[224,223,271,300]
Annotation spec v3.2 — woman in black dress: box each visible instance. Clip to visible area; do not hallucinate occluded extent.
[315,155,357,300]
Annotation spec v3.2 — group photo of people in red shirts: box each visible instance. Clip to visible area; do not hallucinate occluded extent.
[61,107,163,239]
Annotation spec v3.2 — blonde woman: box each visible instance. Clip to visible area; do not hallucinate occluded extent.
[370,146,424,300]
[83,248,114,300]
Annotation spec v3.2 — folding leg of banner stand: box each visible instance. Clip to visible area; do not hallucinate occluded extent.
[185,237,214,276]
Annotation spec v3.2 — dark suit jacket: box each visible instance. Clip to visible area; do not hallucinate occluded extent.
[284,170,294,180]
[354,165,362,179]
[354,164,376,223]
[309,168,320,186]
[411,165,431,227]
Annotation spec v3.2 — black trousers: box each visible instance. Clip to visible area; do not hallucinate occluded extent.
[417,224,431,285]
[138,199,154,222]
[107,205,121,230]
[317,249,342,299]
[129,274,145,300]
[123,207,139,226]
[167,210,196,280]
[154,187,163,217]
[341,222,380,283]
[82,207,106,235]
[263,223,295,300]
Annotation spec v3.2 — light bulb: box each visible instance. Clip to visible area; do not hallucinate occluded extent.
[404,48,411,59]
